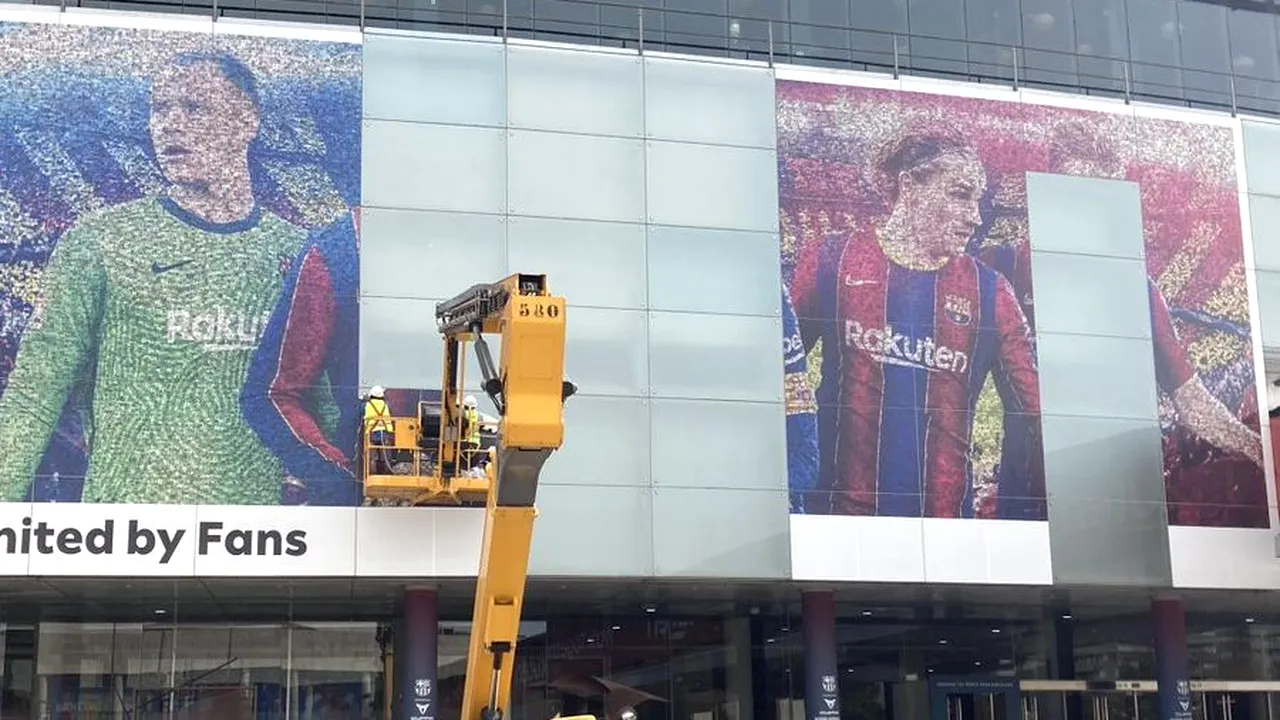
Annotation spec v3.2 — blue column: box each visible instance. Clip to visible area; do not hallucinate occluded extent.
[802,591,841,720]
[398,587,439,720]
[1152,596,1192,720]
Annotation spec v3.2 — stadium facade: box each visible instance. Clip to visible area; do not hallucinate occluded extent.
[5,1,1280,719]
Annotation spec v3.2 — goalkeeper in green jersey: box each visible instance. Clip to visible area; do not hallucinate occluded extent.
[0,51,314,505]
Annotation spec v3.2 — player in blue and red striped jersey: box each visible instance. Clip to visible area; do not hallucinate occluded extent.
[790,130,1044,519]
[783,285,819,513]
[241,208,363,506]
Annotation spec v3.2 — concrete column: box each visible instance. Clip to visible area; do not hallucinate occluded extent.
[397,587,439,720]
[801,591,840,720]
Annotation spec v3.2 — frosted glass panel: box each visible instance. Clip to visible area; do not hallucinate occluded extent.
[651,487,789,578]
[643,56,777,148]
[1256,269,1280,348]
[647,226,781,316]
[507,44,644,137]
[565,308,649,397]
[529,485,653,576]
[359,296,438,388]
[363,33,506,127]
[543,396,651,486]
[508,130,645,223]
[650,399,785,490]
[649,312,782,402]
[1026,172,1144,259]
[507,217,647,310]
[646,141,778,232]
[1041,415,1165,504]
[1029,251,1151,339]
[1036,333,1159,421]
[1047,494,1171,586]
[1243,120,1280,197]
[1249,194,1280,271]
[361,295,502,390]
[363,120,506,214]
[361,208,506,300]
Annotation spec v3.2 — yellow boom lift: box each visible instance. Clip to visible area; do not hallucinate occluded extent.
[362,273,578,720]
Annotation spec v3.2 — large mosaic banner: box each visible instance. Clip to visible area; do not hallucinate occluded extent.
[0,21,363,506]
[780,82,1266,528]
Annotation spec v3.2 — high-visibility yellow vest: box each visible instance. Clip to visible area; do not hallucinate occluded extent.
[364,398,392,433]
[465,407,481,445]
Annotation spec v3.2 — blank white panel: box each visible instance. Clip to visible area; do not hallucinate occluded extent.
[648,312,782,402]
[643,56,777,148]
[920,519,1053,585]
[646,141,779,232]
[647,225,781,315]
[1169,526,1280,590]
[363,120,506,214]
[542,395,651,486]
[354,507,486,578]
[360,208,507,300]
[650,399,785,490]
[507,216,647,310]
[506,44,644,136]
[790,515,926,582]
[529,484,653,576]
[508,130,646,222]
[363,34,506,126]
[565,308,650,397]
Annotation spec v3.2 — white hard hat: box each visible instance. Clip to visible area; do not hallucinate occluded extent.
[369,385,385,398]
[464,395,477,408]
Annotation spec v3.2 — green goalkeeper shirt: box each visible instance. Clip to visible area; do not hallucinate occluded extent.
[0,196,308,505]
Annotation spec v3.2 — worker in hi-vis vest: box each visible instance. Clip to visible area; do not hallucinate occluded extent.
[462,395,482,471]
[364,386,393,474]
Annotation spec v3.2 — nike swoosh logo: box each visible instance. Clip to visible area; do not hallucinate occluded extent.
[151,259,194,274]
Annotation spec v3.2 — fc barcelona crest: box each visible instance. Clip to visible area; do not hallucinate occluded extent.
[943,294,972,326]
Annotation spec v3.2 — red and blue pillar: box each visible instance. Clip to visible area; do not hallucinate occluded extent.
[397,587,439,720]
[1152,596,1192,720]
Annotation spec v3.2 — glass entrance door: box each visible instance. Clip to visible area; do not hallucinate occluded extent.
[1019,681,1160,720]
[944,692,1009,720]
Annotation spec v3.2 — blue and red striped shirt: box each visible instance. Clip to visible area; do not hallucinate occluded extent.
[791,227,1043,518]
[241,209,362,506]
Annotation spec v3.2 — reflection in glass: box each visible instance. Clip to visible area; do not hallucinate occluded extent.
[1176,1,1231,109]
[36,622,382,720]
[965,0,1022,81]
[1228,12,1280,113]
[1072,0,1129,95]
[1020,0,1080,88]
[1126,0,1183,101]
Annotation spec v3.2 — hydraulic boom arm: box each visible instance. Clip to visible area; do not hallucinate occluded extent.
[436,274,576,720]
